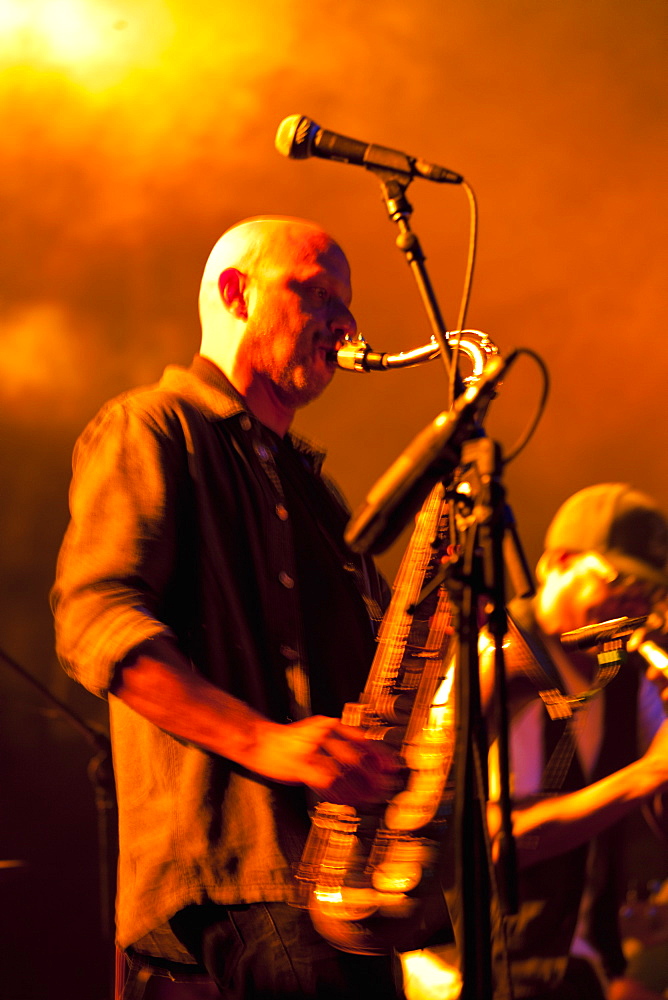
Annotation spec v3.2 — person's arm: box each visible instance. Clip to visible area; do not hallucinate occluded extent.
[488,719,668,868]
[112,634,399,807]
[56,402,398,806]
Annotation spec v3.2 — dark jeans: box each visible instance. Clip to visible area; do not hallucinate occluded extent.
[170,902,404,1000]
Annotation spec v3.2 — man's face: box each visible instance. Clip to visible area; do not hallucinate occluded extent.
[241,233,356,409]
[537,550,663,636]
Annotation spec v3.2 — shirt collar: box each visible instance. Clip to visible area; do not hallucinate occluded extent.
[159,355,326,472]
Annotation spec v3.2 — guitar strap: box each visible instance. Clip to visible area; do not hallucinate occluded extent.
[507,598,583,793]
[507,598,574,720]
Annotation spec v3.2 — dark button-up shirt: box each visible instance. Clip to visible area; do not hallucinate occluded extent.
[52,356,384,961]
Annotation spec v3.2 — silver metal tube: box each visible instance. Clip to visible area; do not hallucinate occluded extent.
[333,330,498,382]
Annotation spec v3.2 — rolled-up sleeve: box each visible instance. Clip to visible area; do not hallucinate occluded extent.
[52,397,185,698]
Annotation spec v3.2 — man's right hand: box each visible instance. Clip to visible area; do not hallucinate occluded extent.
[113,640,400,810]
[250,716,401,809]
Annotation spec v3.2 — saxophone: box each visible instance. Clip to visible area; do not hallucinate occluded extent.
[296,330,499,955]
[296,483,456,953]
[296,330,498,955]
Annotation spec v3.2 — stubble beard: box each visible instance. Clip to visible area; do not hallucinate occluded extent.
[244,312,333,410]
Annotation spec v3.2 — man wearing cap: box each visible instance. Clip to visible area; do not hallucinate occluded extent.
[482,483,668,1000]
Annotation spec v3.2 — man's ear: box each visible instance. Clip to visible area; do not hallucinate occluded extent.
[218,268,248,320]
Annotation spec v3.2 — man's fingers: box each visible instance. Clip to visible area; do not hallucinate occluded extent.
[333,723,401,767]
[320,728,365,768]
[285,716,401,805]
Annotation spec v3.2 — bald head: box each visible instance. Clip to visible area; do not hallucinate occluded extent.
[199,217,343,333]
[198,216,355,434]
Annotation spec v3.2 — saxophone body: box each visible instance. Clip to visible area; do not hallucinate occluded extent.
[297,484,457,954]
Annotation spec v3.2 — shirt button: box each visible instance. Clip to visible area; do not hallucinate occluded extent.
[276,504,289,521]
[280,644,298,661]
[239,414,251,431]
[278,571,295,589]
[255,444,270,461]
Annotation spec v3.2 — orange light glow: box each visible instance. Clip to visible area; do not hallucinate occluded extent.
[0,0,174,88]
[11,1,103,61]
[401,946,462,1000]
[0,303,92,423]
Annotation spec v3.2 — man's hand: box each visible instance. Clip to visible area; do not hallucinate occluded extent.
[112,639,400,810]
[250,716,401,809]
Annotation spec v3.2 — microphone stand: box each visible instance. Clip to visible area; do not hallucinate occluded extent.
[346,416,521,999]
[447,433,517,1000]
[0,645,117,1000]
[369,168,465,404]
[346,168,523,997]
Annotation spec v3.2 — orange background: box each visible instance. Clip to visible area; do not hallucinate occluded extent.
[0,2,666,994]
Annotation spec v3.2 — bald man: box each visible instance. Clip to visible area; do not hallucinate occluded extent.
[52,218,402,998]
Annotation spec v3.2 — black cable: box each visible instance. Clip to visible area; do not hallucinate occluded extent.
[449,181,479,407]
[501,348,550,465]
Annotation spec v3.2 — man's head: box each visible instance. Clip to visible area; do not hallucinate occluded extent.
[199,217,355,426]
[535,483,668,636]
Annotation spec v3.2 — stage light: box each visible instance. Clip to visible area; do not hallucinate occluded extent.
[0,0,174,89]
[401,946,462,1000]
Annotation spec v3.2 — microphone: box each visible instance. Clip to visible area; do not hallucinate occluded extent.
[560,616,650,651]
[275,114,463,185]
[344,351,516,554]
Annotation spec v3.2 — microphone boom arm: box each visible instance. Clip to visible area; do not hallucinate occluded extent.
[371,167,464,402]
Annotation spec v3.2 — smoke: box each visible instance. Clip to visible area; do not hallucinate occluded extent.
[1,0,666,529]
[0,303,89,422]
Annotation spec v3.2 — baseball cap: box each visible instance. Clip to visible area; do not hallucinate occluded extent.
[544,483,668,587]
